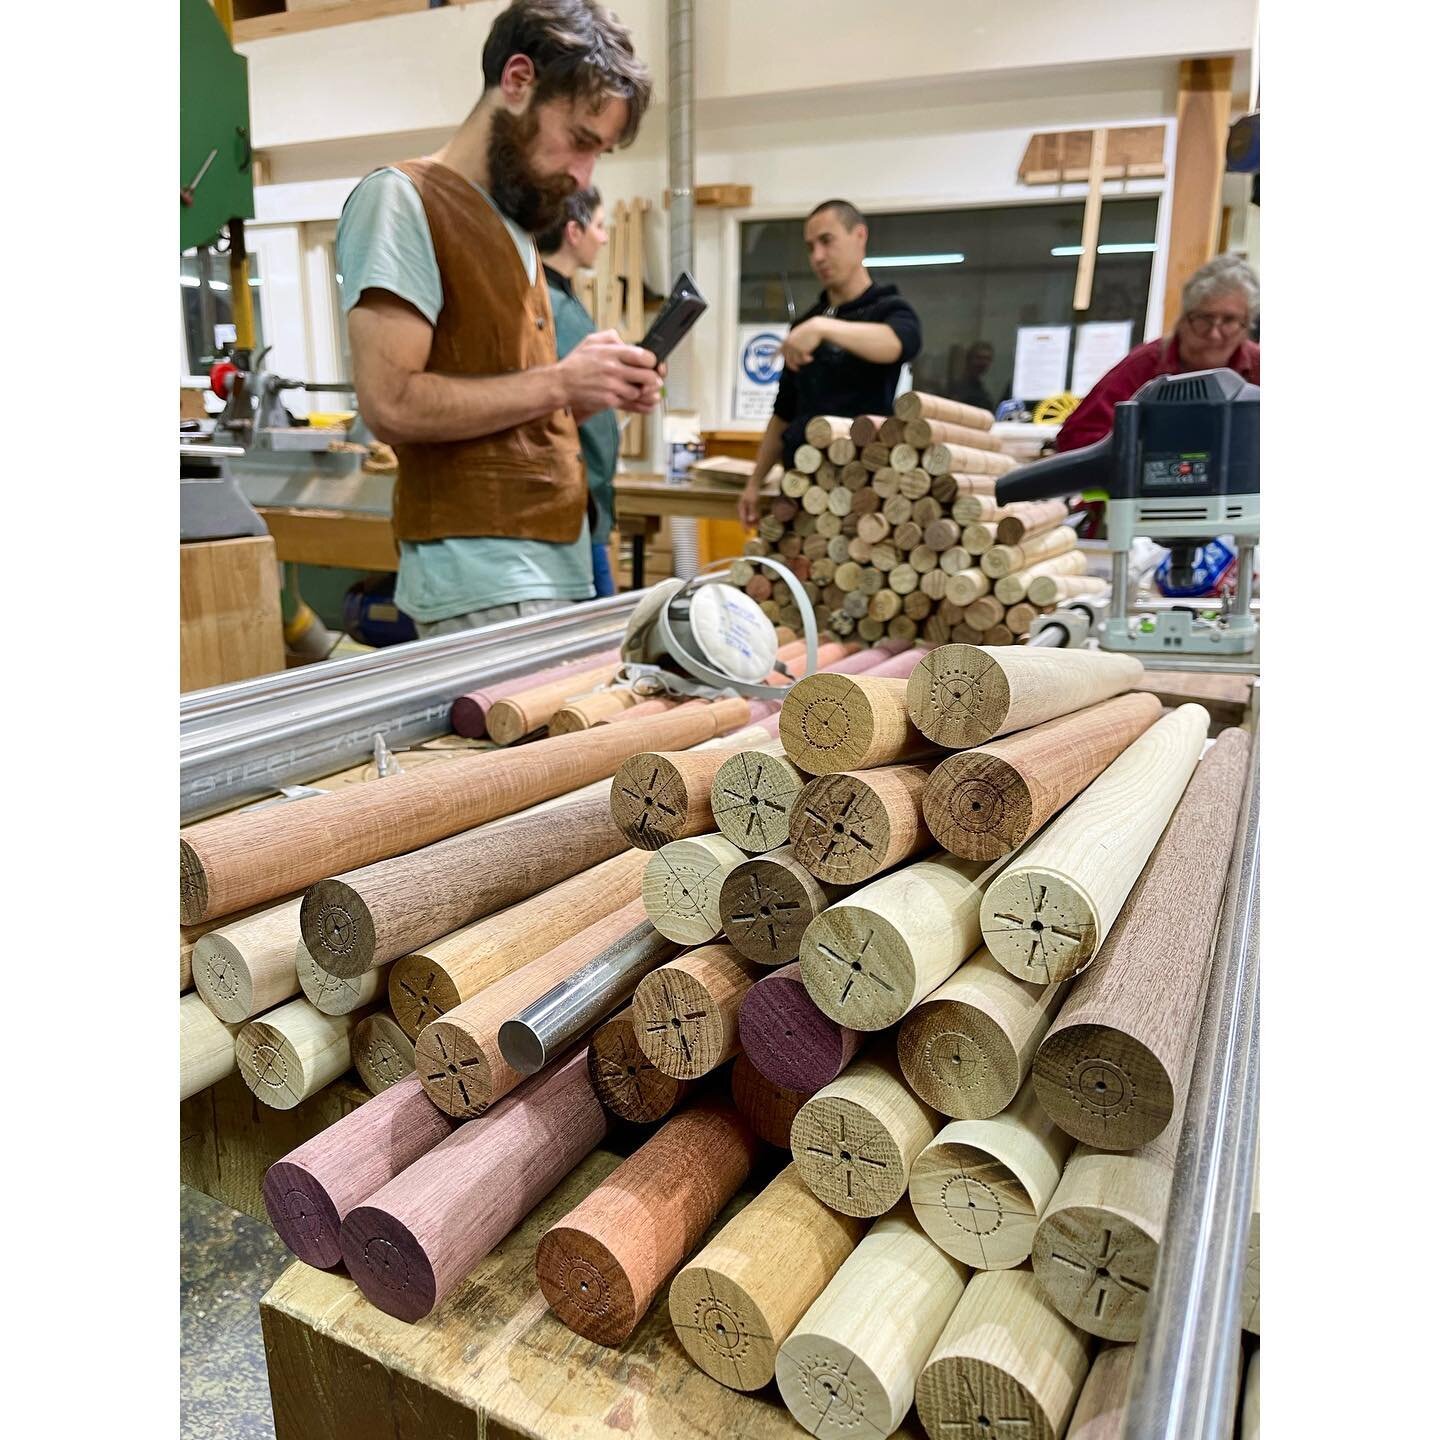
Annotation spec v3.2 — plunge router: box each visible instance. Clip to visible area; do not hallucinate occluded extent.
[997,367,1259,655]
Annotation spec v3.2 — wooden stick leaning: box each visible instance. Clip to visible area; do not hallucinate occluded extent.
[180,696,750,924]
[1066,1344,1135,1440]
[776,1197,968,1440]
[922,693,1163,862]
[908,1077,1074,1269]
[484,661,622,744]
[587,1005,691,1124]
[181,991,241,1101]
[342,1046,606,1322]
[907,644,1144,750]
[191,897,303,1023]
[631,942,762,1079]
[669,1162,866,1392]
[720,847,841,966]
[415,898,649,1119]
[739,962,863,1095]
[261,1073,456,1268]
[898,948,1067,1120]
[731,1052,808,1148]
[981,705,1209,984]
[236,997,375,1111]
[915,1269,1091,1440]
[351,1012,417,1095]
[800,854,996,1031]
[536,1098,760,1346]
[1033,727,1251,1147]
[791,1051,941,1218]
[788,763,935,885]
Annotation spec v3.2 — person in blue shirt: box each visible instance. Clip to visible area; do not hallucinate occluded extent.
[538,187,622,597]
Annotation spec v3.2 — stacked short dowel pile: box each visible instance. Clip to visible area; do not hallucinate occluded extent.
[731,394,1103,647]
[185,632,1254,1439]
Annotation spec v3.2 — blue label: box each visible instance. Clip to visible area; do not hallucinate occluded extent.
[742,331,784,385]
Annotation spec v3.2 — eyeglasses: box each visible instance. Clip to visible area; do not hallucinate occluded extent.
[1184,310,1248,336]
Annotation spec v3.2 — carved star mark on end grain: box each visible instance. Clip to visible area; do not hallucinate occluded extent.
[986,878,1087,981]
[803,1110,889,1202]
[643,977,708,1065]
[936,1371,1033,1438]
[816,930,895,1008]
[422,1029,483,1110]
[799,785,876,869]
[1046,1224,1151,1324]
[727,873,801,954]
[620,764,681,836]
[397,969,443,1028]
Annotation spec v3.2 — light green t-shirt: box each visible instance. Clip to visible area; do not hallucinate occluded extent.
[336,167,593,622]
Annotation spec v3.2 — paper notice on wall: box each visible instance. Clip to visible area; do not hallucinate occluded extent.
[734,323,786,421]
[1072,320,1134,396]
[1012,326,1072,401]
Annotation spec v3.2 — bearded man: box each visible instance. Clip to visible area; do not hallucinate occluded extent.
[338,0,659,636]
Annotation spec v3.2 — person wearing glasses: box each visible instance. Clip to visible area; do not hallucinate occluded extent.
[1054,255,1259,453]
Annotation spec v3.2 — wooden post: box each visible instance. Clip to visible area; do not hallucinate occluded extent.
[895,391,996,430]
[351,1013,416,1095]
[191,898,303,1023]
[587,1005,691,1125]
[631,942,762,1080]
[981,705,1208,984]
[536,1099,760,1346]
[1073,128,1109,311]
[669,1163,866,1392]
[1067,1344,1135,1440]
[341,1047,606,1322]
[386,849,646,1038]
[788,763,935,885]
[731,1052,808,1148]
[181,991,240,1101]
[994,549,1088,606]
[261,1073,455,1269]
[1033,728,1251,1146]
[908,1078,1073,1269]
[1162,58,1236,331]
[181,697,750,923]
[295,943,389,1017]
[776,1198,967,1440]
[791,1051,940,1218]
[300,791,631,978]
[781,674,931,774]
[980,525,1078,579]
[799,855,994,1032]
[642,833,750,944]
[897,949,1066,1120]
[236,997,374,1111]
[484,662,622,745]
[720,846,840,966]
[922,693,1163,861]
[611,748,738,849]
[907,645,1144,750]
[738,962,863,1095]
[414,899,648,1118]
[915,1270,1091,1440]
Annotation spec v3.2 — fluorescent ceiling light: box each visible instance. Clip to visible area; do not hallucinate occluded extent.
[1050,242,1157,256]
[180,275,200,287]
[248,277,262,286]
[865,253,965,268]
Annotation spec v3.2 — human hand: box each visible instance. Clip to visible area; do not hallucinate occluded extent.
[739,480,761,529]
[560,330,664,417]
[781,317,830,370]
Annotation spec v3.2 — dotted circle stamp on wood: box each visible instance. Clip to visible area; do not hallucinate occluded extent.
[314,905,356,959]
[357,1236,414,1297]
[248,1042,290,1091]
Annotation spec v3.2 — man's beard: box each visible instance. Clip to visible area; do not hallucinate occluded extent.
[487,107,576,235]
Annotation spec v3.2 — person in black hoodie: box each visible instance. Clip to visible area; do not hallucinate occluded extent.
[739,199,922,527]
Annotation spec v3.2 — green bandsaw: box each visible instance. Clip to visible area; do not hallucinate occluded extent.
[180,0,255,253]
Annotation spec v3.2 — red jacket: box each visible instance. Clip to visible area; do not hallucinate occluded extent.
[1055,334,1260,452]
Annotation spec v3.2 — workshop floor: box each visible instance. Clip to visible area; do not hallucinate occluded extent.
[180,1186,290,1440]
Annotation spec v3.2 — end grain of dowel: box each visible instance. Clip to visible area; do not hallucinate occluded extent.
[484,661,621,745]
[341,1046,606,1322]
[1066,1344,1134,1440]
[1032,727,1251,1148]
[981,705,1208,985]
[610,748,740,849]
[981,525,1078,579]
[296,942,390,1017]
[181,991,241,1100]
[739,962,863,1095]
[632,942,762,1080]
[261,1073,456,1268]
[180,696,750,924]
[898,949,1066,1120]
[915,1269,1091,1440]
[415,899,648,1119]
[549,688,641,734]
[922,693,1163,862]
[995,499,1070,545]
[1028,573,1109,606]
[351,1012,417,1095]
[642,833,750,945]
[301,789,630,978]
[791,1051,941,1218]
[536,1098,760,1346]
[776,1198,967,1440]
[670,1163,866,1392]
[800,854,996,1032]
[994,550,1088,606]
[906,644,1144,751]
[895,390,995,431]
[781,674,933,774]
[788,763,935,885]
[720,847,841,966]
[588,1005,691,1124]
[908,1077,1074,1270]
[387,848,647,1039]
[236,997,374,1111]
[903,416,1002,451]
[191,898,303,1024]
[732,1052,809,1147]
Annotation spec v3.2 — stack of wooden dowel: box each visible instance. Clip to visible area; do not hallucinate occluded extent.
[186,630,1254,1440]
[729,394,1103,647]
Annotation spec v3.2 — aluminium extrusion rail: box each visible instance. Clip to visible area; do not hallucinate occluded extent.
[1122,722,1260,1440]
[180,591,644,821]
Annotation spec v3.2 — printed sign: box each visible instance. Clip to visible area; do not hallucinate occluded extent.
[1013,325,1072,401]
[735,323,785,420]
[1072,320,1134,396]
